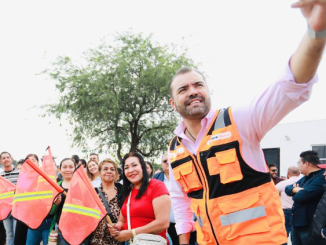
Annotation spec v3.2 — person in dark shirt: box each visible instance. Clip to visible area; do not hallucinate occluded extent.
[268,163,284,185]
[285,150,325,245]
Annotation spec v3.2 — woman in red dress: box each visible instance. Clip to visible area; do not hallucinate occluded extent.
[109,152,170,244]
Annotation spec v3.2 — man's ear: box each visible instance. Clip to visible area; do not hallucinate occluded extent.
[169,98,176,111]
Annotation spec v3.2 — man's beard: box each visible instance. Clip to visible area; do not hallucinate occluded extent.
[176,95,211,120]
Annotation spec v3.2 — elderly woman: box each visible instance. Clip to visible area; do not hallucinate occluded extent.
[87,159,101,187]
[90,159,123,245]
[109,152,170,244]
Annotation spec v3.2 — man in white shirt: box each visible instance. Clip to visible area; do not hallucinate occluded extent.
[276,166,301,241]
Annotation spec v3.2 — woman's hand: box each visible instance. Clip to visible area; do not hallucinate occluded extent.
[108,223,123,238]
[112,230,133,242]
[53,195,61,205]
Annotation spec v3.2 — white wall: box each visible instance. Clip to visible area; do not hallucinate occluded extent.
[261,119,326,176]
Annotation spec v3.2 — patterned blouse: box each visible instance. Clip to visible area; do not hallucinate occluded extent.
[90,186,121,245]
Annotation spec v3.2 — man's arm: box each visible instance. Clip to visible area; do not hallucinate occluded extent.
[290,0,326,83]
[168,160,195,243]
[179,232,191,244]
[292,176,325,203]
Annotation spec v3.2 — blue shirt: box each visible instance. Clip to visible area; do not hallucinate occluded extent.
[285,169,325,227]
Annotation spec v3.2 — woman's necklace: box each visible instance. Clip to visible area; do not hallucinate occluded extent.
[186,128,196,142]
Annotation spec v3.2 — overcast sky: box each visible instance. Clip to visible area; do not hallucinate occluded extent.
[0,0,325,162]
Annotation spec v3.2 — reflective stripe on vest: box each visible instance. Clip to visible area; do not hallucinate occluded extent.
[220,205,267,226]
[213,108,226,130]
[62,203,101,219]
[13,191,53,203]
[0,191,15,200]
[38,175,56,182]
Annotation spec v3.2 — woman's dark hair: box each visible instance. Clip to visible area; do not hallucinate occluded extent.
[25,154,39,163]
[121,152,149,200]
[71,155,80,165]
[117,167,123,182]
[80,159,87,168]
[59,158,76,169]
[145,161,154,178]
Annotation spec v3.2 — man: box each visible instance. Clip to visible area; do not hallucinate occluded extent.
[167,2,326,244]
[89,153,99,163]
[310,162,326,244]
[0,152,19,245]
[285,151,325,244]
[269,164,284,185]
[276,166,301,241]
[154,153,179,245]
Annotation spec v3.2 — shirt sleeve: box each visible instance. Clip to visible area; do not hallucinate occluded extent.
[275,181,283,194]
[292,176,325,203]
[233,62,318,145]
[151,179,169,200]
[168,160,195,235]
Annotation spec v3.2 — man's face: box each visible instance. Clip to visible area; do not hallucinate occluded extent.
[169,71,211,120]
[161,154,169,173]
[269,166,278,178]
[0,153,13,168]
[297,158,307,176]
[90,155,99,163]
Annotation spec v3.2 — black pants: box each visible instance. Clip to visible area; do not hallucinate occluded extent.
[14,220,28,245]
[168,222,179,245]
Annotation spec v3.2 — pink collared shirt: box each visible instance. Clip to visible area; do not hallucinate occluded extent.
[276,175,302,209]
[168,64,318,235]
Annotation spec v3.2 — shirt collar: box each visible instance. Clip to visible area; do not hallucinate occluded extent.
[307,169,324,178]
[173,108,216,136]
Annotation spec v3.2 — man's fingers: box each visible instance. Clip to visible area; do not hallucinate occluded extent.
[292,0,326,8]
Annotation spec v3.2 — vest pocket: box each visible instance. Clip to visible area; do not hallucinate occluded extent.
[215,148,243,184]
[216,191,270,241]
[172,160,203,193]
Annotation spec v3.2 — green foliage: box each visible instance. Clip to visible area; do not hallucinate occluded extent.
[43,31,197,161]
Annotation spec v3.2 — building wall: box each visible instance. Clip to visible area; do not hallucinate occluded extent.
[261,119,326,176]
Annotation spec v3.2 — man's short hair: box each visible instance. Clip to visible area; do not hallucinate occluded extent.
[300,150,320,165]
[268,163,277,169]
[90,153,98,157]
[0,152,11,158]
[169,67,206,98]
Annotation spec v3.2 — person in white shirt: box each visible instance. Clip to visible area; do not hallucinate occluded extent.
[275,166,301,241]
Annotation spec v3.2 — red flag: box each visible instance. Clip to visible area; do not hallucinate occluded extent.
[39,147,57,185]
[12,159,64,229]
[0,175,16,221]
[59,166,107,245]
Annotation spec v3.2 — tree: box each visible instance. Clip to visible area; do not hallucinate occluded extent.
[43,31,198,161]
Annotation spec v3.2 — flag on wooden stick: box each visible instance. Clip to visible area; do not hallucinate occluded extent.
[59,166,107,245]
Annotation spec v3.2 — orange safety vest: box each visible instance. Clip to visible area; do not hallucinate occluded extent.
[169,108,287,245]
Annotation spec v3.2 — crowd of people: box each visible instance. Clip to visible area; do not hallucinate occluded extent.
[1,149,326,245]
[0,150,201,245]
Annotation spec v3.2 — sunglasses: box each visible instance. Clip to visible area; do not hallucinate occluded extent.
[271,169,278,172]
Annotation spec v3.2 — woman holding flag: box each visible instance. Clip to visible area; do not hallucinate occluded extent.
[90,159,123,245]
[49,158,76,245]
[109,152,170,244]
